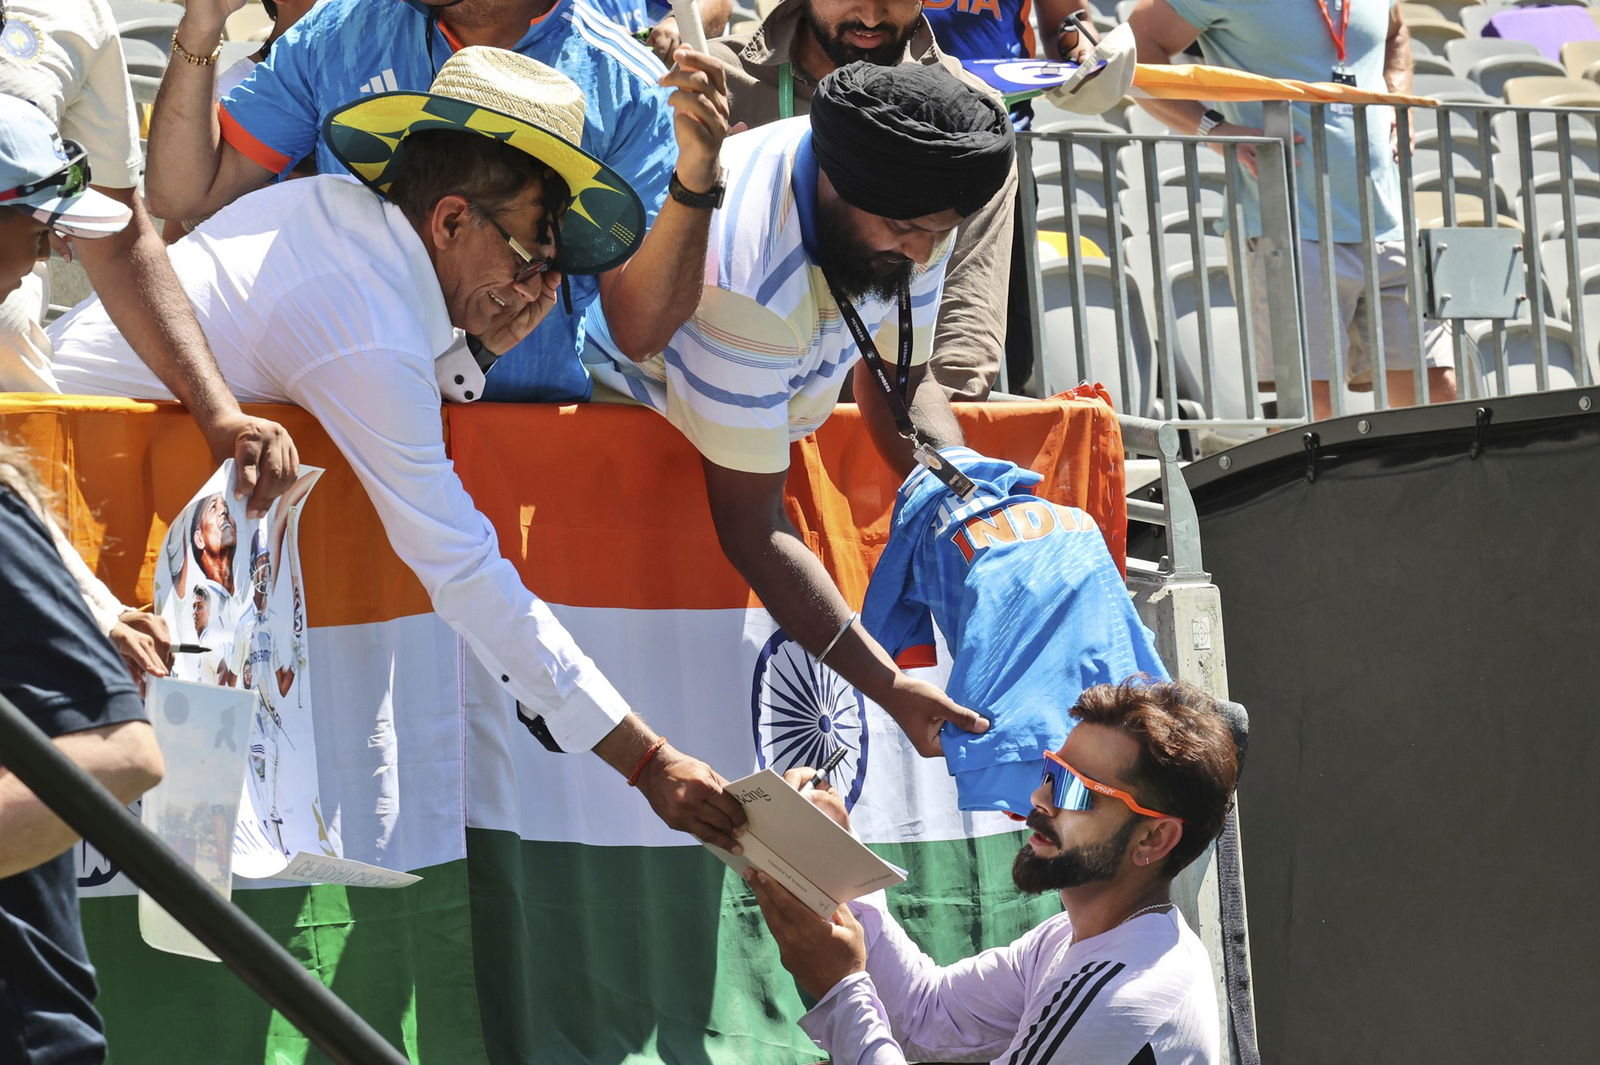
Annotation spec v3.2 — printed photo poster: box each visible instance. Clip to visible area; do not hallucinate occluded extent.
[151,463,419,888]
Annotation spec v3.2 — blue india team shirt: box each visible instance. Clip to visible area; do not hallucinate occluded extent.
[921,0,1038,64]
[218,0,676,402]
[861,448,1169,811]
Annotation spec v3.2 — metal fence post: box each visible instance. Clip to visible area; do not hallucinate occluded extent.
[1255,100,1309,420]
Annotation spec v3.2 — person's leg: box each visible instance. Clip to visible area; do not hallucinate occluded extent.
[1372,240,1458,408]
[1244,237,1338,418]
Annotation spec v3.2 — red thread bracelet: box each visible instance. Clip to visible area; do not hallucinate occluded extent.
[627,736,668,787]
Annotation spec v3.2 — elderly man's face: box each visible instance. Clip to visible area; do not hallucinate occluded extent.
[803,0,923,67]
[815,176,962,302]
[432,181,558,339]
[0,209,49,300]
[195,493,237,556]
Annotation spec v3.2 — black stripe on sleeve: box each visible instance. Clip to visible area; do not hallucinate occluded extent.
[1006,961,1114,1065]
[1128,1043,1157,1065]
[1036,961,1127,1062]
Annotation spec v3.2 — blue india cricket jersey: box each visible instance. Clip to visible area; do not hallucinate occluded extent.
[217,0,676,403]
[861,447,1169,814]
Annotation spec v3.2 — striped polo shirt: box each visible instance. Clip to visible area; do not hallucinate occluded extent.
[584,118,951,475]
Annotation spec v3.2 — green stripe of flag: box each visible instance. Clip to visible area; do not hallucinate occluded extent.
[79,827,1053,1064]
[467,826,1056,1064]
[82,857,485,1065]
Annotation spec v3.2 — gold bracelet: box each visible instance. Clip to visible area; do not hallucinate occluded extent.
[170,29,223,67]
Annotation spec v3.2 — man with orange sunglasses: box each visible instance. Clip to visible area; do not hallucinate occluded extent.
[747,678,1241,1065]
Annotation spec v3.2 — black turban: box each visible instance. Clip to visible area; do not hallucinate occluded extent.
[810,62,1015,220]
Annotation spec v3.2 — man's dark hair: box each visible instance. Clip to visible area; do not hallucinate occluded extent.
[1070,678,1239,876]
[386,129,569,233]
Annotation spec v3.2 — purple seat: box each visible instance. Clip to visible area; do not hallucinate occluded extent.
[1485,7,1600,63]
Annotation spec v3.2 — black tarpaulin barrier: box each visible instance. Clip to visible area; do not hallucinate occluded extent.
[1130,389,1600,1064]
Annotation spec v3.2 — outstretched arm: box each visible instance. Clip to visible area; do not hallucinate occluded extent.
[701,460,987,757]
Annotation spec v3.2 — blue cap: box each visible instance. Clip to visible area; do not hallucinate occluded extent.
[0,93,130,238]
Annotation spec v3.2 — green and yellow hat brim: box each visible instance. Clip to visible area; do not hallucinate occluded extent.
[322,92,645,275]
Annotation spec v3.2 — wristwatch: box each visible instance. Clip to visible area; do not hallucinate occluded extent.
[1196,108,1226,137]
[669,168,725,209]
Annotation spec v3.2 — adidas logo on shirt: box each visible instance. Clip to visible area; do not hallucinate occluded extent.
[357,68,400,95]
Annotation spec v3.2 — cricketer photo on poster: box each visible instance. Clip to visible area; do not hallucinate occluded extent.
[152,462,332,879]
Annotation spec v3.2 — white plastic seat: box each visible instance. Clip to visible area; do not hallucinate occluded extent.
[1037,257,1157,416]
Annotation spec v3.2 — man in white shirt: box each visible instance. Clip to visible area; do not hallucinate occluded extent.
[49,48,748,849]
[747,678,1241,1065]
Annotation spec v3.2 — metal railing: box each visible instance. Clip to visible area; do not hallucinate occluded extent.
[0,692,410,1065]
[1118,413,1257,1065]
[1015,98,1600,453]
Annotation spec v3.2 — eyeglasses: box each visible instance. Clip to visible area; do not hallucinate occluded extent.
[1040,749,1183,822]
[470,202,556,286]
[0,141,91,205]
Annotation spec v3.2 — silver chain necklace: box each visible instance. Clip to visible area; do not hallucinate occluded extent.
[1119,902,1175,926]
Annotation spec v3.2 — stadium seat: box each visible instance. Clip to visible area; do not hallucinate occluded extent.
[1119,236,1251,420]
[120,36,167,79]
[1468,318,1592,395]
[1409,134,1492,179]
[1537,228,1600,318]
[1414,54,1455,77]
[1407,18,1470,54]
[1037,205,1129,260]
[1116,142,1226,189]
[1409,102,1500,147]
[1561,39,1600,81]
[1038,257,1157,416]
[1117,184,1225,238]
[1468,53,1567,98]
[1033,158,1117,214]
[1445,37,1540,79]
[1413,189,1521,227]
[112,1,183,51]
[1460,5,1498,37]
[1414,73,1486,97]
[1422,0,1488,26]
[1492,107,1600,149]
[1518,173,1600,238]
[1501,74,1600,106]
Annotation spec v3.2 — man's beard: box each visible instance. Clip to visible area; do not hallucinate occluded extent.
[815,195,916,303]
[1012,811,1141,894]
[802,9,917,68]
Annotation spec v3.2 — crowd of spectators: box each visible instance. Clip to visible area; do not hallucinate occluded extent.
[0,0,1478,1060]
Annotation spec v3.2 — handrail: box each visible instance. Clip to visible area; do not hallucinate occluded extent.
[0,692,412,1065]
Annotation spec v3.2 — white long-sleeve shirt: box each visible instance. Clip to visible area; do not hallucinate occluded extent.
[49,176,629,752]
[800,894,1221,1065]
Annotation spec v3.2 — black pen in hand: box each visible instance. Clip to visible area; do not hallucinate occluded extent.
[798,746,850,793]
[172,644,212,654]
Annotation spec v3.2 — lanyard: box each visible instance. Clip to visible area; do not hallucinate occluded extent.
[1314,0,1351,63]
[822,274,976,499]
[778,62,796,120]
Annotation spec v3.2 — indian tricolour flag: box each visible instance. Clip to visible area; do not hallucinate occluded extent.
[1,391,1124,1065]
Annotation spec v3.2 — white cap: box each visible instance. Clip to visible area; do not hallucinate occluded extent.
[0,93,130,238]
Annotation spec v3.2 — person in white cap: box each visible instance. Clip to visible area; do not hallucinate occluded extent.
[0,0,298,517]
[0,92,176,692]
[50,48,749,850]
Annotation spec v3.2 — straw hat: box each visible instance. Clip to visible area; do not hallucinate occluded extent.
[322,47,645,275]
